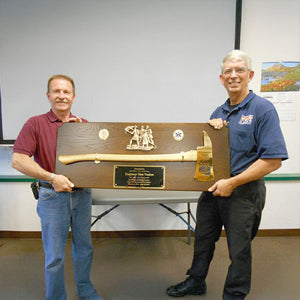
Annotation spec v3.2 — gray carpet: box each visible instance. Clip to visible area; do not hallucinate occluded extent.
[0,236,299,299]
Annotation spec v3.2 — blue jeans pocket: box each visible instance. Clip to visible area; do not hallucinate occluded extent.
[39,187,57,201]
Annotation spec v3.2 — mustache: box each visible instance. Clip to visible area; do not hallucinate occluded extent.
[55,98,69,103]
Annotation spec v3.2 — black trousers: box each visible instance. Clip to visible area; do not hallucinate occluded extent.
[187,179,266,300]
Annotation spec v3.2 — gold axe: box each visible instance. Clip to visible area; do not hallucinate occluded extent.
[58,131,214,181]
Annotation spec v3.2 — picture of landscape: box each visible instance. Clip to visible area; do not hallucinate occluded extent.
[261,61,300,92]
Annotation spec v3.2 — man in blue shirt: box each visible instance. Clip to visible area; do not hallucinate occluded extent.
[167,50,288,300]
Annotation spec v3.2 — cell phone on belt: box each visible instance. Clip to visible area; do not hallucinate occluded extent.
[30,181,40,200]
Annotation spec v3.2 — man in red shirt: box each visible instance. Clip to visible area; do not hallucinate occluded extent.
[12,75,102,300]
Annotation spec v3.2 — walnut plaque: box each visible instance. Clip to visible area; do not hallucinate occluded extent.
[55,122,230,191]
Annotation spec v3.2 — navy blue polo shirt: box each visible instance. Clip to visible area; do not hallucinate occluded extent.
[210,90,288,176]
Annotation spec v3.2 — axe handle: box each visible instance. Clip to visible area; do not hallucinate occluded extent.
[58,150,198,165]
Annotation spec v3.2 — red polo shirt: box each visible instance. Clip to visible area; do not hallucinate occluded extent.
[13,110,87,173]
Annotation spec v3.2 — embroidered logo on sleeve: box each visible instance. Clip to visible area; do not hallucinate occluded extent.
[239,114,254,125]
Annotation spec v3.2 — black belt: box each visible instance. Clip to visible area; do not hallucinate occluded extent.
[38,181,82,191]
[38,181,53,189]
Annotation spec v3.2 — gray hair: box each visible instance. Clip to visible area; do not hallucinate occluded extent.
[221,50,252,72]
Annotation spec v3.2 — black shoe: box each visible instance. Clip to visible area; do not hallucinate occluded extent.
[166,276,206,297]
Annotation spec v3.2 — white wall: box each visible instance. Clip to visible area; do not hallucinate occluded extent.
[241,0,300,174]
[0,0,299,231]
[0,180,299,231]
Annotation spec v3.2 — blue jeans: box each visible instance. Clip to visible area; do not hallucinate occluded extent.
[37,186,101,300]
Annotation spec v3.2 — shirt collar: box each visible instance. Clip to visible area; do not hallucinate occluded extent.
[47,109,75,123]
[222,90,254,113]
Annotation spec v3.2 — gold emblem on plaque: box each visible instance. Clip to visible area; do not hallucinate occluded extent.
[124,125,157,151]
[173,129,184,141]
[99,129,109,140]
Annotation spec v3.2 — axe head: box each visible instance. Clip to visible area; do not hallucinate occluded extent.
[194,131,214,181]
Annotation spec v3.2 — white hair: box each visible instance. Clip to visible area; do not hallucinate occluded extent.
[221,50,252,72]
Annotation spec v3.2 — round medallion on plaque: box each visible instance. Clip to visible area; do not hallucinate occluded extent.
[173,129,184,141]
[99,129,109,140]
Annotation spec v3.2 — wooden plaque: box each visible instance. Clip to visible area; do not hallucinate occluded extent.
[55,122,230,191]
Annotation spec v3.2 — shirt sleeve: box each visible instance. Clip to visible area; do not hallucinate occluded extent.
[256,108,288,160]
[13,118,38,157]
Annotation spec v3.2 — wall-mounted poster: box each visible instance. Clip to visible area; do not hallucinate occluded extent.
[260,61,300,121]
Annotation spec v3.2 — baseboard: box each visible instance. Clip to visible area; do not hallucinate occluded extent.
[90,230,192,238]
[256,229,300,237]
[0,231,42,238]
[0,229,299,239]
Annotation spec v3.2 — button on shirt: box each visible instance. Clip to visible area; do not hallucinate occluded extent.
[210,91,288,175]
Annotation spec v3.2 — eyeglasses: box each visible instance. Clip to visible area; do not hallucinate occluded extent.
[222,67,249,76]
